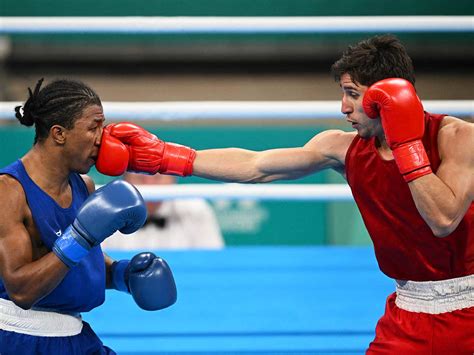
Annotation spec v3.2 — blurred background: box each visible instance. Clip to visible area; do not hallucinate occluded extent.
[1,0,473,248]
[1,3,473,353]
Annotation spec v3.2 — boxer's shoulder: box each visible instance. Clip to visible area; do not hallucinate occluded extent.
[0,172,41,250]
[0,174,28,213]
[79,174,96,194]
[314,129,357,159]
[438,116,473,157]
[439,115,472,132]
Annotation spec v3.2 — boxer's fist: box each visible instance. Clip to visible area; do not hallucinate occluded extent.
[97,122,196,176]
[363,78,432,182]
[53,181,147,268]
[111,252,177,311]
[95,127,130,176]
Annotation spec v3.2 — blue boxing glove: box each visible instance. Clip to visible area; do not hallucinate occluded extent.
[111,252,177,311]
[53,180,147,268]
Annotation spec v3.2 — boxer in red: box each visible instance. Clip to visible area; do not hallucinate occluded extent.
[97,35,473,354]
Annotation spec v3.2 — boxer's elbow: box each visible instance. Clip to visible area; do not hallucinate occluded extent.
[430,217,458,238]
[5,280,38,310]
[8,292,35,310]
[432,227,452,238]
[424,197,469,238]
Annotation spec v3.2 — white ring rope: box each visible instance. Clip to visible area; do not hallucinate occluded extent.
[128,183,354,201]
[0,16,472,34]
[1,100,471,121]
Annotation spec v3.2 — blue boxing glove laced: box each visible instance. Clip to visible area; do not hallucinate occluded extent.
[111,252,177,311]
[53,180,147,268]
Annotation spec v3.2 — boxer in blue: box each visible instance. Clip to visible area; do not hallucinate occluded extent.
[0,79,177,354]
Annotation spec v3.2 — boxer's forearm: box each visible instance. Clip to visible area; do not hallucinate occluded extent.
[104,253,115,289]
[409,174,472,237]
[4,253,69,309]
[408,118,474,237]
[193,147,325,183]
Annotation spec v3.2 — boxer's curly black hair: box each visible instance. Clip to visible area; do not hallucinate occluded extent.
[331,34,416,87]
[15,78,102,144]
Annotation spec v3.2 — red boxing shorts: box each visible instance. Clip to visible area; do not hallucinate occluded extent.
[367,275,474,355]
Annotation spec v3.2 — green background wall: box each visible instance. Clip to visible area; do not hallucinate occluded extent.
[2,0,472,16]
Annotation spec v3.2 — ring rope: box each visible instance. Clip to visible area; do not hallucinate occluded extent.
[1,16,472,34]
[1,100,471,121]
[120,184,354,202]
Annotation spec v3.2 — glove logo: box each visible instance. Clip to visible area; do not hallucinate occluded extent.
[55,229,62,236]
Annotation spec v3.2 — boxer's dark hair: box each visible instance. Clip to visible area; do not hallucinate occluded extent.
[331,34,416,87]
[15,78,102,144]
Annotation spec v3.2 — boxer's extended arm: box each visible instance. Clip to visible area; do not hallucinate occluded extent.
[97,123,353,180]
[0,176,69,310]
[408,118,474,237]
[193,130,355,182]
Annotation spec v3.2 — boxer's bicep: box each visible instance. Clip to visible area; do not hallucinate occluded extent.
[0,176,35,291]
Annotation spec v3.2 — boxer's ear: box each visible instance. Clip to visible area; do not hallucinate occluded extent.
[51,125,67,145]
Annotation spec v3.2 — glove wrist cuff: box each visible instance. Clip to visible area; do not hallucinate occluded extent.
[52,225,91,268]
[111,259,130,293]
[161,143,196,176]
[403,166,432,182]
[392,140,432,182]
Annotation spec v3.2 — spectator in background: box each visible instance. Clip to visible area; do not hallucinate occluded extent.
[102,172,224,250]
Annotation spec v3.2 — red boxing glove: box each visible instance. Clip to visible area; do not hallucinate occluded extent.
[98,122,196,176]
[363,78,432,182]
[95,127,130,176]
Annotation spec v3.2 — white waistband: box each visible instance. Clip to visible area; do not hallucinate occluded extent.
[395,274,474,314]
[0,298,83,337]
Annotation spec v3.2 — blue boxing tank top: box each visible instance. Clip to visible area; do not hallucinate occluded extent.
[0,160,105,313]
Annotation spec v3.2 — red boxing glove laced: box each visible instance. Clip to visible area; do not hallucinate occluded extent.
[363,78,432,182]
[98,122,196,176]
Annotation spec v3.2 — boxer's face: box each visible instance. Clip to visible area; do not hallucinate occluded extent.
[339,73,382,140]
[64,105,105,173]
